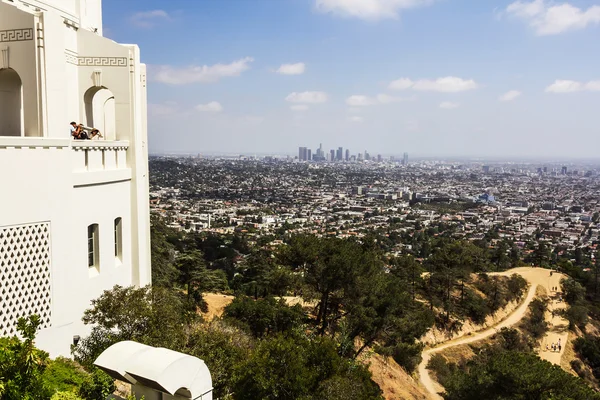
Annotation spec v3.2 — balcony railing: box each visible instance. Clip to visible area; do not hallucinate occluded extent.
[71,140,129,172]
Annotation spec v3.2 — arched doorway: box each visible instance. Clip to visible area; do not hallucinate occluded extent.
[84,87,116,140]
[0,68,24,137]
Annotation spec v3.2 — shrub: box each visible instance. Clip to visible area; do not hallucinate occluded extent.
[0,315,53,400]
[390,342,424,373]
[443,350,600,400]
[42,357,88,394]
[51,392,84,400]
[427,354,455,387]
[521,298,548,339]
[78,368,115,400]
[223,296,304,338]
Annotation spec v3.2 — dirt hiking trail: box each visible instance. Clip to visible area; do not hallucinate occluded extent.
[417,267,567,399]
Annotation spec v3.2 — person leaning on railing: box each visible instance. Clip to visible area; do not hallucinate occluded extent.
[90,129,104,140]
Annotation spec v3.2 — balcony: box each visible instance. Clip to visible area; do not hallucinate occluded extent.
[0,137,131,187]
[71,140,131,187]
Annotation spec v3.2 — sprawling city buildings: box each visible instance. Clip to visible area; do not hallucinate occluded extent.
[298,144,397,163]
[0,0,150,357]
[150,156,600,262]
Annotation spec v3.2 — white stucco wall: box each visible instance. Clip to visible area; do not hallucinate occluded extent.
[0,0,150,357]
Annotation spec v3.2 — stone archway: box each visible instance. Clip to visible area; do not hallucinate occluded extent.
[84,86,116,140]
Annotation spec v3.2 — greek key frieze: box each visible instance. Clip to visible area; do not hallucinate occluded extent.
[78,57,128,67]
[0,28,34,43]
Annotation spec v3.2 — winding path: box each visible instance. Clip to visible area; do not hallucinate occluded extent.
[417,267,567,399]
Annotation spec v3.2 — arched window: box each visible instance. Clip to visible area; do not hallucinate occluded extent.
[114,217,122,261]
[0,68,24,137]
[88,224,99,269]
[84,87,116,140]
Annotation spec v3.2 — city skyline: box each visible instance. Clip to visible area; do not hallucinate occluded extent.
[102,0,600,158]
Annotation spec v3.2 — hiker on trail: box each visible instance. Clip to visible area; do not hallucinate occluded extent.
[558,344,562,352]
[545,344,549,351]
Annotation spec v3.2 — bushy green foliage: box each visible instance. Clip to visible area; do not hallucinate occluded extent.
[50,392,84,400]
[496,328,531,352]
[223,296,305,338]
[427,354,457,387]
[521,297,549,339]
[389,342,425,373]
[233,335,382,400]
[77,368,114,400]
[186,321,253,399]
[562,278,586,304]
[74,285,195,368]
[0,315,53,400]
[574,335,600,380]
[507,274,528,298]
[442,349,600,400]
[41,357,88,394]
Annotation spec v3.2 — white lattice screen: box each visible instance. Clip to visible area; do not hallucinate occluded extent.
[0,223,52,336]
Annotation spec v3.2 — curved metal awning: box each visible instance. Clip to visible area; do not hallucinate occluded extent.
[94,341,213,400]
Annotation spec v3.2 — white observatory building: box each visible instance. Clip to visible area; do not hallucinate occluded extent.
[0,0,151,357]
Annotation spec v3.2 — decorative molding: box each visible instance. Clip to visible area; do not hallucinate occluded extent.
[0,46,8,69]
[93,70,102,87]
[0,28,34,43]
[65,52,78,65]
[78,57,128,67]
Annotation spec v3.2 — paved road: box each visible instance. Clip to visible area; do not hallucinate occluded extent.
[417,267,567,399]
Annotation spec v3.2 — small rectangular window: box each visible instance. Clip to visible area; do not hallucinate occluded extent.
[88,224,99,268]
[114,217,122,260]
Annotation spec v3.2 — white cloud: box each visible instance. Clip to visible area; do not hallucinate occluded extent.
[499,90,522,101]
[285,91,328,103]
[389,78,414,90]
[130,10,171,28]
[315,0,433,21]
[413,77,478,92]
[346,93,411,106]
[196,101,223,113]
[545,80,582,93]
[585,81,600,91]
[290,105,309,111]
[388,76,478,92]
[439,101,460,109]
[346,95,376,106]
[152,57,254,85]
[349,116,364,122]
[545,79,600,93]
[505,0,600,35]
[276,63,306,75]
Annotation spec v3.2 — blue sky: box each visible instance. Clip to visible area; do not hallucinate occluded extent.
[102,0,600,158]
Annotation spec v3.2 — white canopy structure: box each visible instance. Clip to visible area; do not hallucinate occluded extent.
[94,341,213,400]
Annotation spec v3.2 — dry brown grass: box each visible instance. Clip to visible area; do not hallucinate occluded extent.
[438,344,476,365]
[202,293,234,320]
[366,353,429,400]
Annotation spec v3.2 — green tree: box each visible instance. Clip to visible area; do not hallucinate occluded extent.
[443,350,600,400]
[562,278,586,304]
[223,296,304,338]
[74,285,194,368]
[176,250,229,311]
[0,315,52,400]
[150,215,179,287]
[233,335,382,400]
